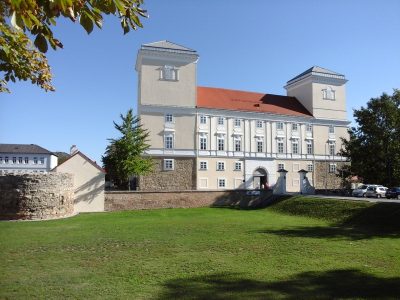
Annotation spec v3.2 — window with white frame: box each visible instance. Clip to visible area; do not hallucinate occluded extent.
[165,114,173,123]
[292,140,299,154]
[5,156,9,163]
[292,123,298,131]
[199,161,208,170]
[164,135,174,149]
[306,140,313,155]
[234,119,241,127]
[12,157,16,164]
[329,164,337,173]
[322,86,335,100]
[163,159,174,171]
[234,137,241,152]
[306,124,313,132]
[218,178,226,188]
[161,65,178,81]
[329,125,335,134]
[278,163,285,171]
[24,157,28,164]
[217,161,225,171]
[234,161,242,171]
[18,157,23,164]
[33,157,38,164]
[329,141,336,156]
[277,122,284,130]
[277,138,284,154]
[256,120,263,128]
[40,157,44,164]
[217,137,225,151]
[199,136,207,150]
[257,140,263,153]
[217,117,224,126]
[200,115,207,124]
[307,164,314,172]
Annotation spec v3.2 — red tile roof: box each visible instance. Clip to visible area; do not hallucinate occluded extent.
[197,87,312,117]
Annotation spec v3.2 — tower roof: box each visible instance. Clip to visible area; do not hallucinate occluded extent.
[286,66,346,86]
[141,40,196,53]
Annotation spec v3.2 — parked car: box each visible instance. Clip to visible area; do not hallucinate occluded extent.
[365,186,387,198]
[352,184,382,197]
[385,187,400,199]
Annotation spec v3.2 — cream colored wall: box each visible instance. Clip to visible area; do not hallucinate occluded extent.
[312,82,347,120]
[286,80,313,115]
[54,154,104,212]
[275,160,314,192]
[141,112,196,149]
[313,125,348,155]
[139,59,197,107]
[197,157,244,190]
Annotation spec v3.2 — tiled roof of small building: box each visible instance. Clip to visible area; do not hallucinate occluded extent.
[0,144,55,155]
[197,87,313,117]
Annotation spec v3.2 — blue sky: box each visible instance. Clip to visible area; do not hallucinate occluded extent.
[1,0,399,164]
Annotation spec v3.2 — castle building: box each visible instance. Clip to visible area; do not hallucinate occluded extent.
[135,41,349,192]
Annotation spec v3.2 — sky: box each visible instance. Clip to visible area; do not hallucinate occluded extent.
[1,0,400,164]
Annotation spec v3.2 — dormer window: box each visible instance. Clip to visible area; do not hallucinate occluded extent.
[322,86,335,100]
[160,65,179,81]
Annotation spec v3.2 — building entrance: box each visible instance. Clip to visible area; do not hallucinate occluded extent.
[253,168,269,189]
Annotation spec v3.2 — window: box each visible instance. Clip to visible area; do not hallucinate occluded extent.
[256,120,263,128]
[278,163,285,171]
[307,140,313,155]
[292,123,298,131]
[306,124,313,132]
[0,157,2,163]
[18,157,23,164]
[329,142,336,156]
[329,125,335,134]
[234,119,241,127]
[33,157,38,164]
[217,117,224,126]
[199,161,208,170]
[40,157,44,164]
[200,115,207,124]
[323,86,335,100]
[217,137,225,151]
[234,162,242,171]
[161,65,178,81]
[277,122,284,130]
[217,161,225,171]
[292,140,299,154]
[5,156,9,163]
[218,178,226,188]
[277,138,284,154]
[257,140,263,153]
[329,164,337,173]
[24,157,28,164]
[307,164,314,172]
[163,159,174,171]
[234,138,241,152]
[165,135,173,149]
[165,114,173,123]
[199,136,207,150]
[12,157,16,164]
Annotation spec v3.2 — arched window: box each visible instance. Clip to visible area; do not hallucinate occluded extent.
[322,86,335,100]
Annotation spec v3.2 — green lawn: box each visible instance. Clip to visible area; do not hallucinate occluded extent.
[1,196,400,299]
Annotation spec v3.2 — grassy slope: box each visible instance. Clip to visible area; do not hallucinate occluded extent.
[0,197,399,299]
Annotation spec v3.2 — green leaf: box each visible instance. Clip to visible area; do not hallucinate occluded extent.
[34,34,48,53]
[80,12,94,34]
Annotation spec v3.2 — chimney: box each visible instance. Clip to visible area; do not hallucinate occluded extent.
[70,145,78,155]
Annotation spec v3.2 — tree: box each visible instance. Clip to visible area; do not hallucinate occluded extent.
[102,109,153,190]
[340,89,400,186]
[0,0,147,93]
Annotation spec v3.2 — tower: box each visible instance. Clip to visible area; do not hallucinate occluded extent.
[284,66,348,120]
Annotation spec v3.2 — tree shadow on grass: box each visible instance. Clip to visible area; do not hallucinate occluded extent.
[157,269,400,299]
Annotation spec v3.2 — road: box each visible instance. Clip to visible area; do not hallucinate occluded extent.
[306,194,400,204]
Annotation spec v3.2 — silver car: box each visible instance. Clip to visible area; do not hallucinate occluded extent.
[352,184,382,197]
[366,186,387,198]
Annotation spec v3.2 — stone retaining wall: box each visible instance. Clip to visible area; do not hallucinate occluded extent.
[105,189,273,211]
[0,173,74,220]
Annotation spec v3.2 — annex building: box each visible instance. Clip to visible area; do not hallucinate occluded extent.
[135,41,349,192]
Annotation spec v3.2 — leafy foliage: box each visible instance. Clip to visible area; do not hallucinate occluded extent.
[340,90,400,186]
[102,109,153,189]
[0,0,147,92]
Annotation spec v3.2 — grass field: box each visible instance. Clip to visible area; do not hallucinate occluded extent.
[1,196,400,299]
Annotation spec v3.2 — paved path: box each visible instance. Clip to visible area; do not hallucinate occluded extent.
[306,194,400,204]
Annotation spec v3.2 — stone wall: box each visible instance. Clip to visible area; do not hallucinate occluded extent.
[139,157,196,191]
[314,161,347,190]
[0,173,74,220]
[105,189,273,211]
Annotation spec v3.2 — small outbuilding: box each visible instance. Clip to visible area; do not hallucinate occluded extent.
[53,147,105,213]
